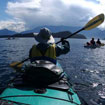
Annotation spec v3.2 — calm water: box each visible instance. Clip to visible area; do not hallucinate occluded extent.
[0,38,105,105]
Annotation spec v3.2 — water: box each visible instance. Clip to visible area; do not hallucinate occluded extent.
[0,38,105,105]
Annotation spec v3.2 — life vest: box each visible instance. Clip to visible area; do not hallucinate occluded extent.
[30,44,56,59]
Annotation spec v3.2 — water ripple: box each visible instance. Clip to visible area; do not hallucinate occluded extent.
[0,38,105,105]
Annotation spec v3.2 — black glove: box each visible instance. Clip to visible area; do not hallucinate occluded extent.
[60,38,70,53]
[61,38,64,42]
[61,38,69,45]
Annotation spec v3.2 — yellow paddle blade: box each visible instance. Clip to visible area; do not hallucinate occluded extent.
[10,62,23,68]
[84,13,104,30]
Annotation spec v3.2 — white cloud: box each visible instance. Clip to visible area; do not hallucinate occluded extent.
[3,0,105,32]
[0,20,26,32]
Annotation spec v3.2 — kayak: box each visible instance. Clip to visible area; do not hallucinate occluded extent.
[84,45,99,48]
[84,43,105,48]
[0,60,82,105]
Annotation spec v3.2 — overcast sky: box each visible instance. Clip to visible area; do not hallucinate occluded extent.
[0,0,105,32]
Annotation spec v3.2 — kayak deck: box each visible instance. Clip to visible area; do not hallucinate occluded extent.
[0,88,80,105]
[0,74,81,105]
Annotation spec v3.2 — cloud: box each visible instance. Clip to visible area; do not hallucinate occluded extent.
[0,19,26,32]
[4,0,105,32]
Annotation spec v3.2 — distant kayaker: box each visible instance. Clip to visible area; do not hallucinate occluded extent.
[96,38,101,45]
[29,27,70,63]
[90,38,95,45]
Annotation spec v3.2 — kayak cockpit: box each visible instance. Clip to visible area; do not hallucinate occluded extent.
[9,60,70,91]
[22,60,64,86]
[12,73,70,91]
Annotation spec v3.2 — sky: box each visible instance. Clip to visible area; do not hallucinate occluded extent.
[0,0,105,32]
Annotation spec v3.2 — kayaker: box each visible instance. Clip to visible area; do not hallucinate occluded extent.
[90,38,95,45]
[96,38,101,45]
[29,27,70,63]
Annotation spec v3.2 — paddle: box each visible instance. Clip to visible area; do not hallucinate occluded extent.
[10,13,104,68]
[56,13,104,44]
[10,58,29,68]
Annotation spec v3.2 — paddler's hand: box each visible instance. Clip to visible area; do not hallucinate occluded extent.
[61,38,70,53]
[61,38,70,46]
[61,38,66,45]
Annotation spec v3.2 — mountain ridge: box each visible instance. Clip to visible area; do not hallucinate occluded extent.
[0,29,17,35]
[0,25,105,39]
[21,25,105,39]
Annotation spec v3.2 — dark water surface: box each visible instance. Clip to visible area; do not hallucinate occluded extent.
[0,38,105,105]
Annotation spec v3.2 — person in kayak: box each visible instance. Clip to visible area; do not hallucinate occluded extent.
[90,38,96,45]
[96,38,101,45]
[29,27,70,63]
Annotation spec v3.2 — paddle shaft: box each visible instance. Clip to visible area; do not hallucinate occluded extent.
[13,27,83,66]
[56,27,84,44]
[13,25,100,66]
[11,13,104,67]
[14,58,29,67]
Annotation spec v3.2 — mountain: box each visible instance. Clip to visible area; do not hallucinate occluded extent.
[0,26,104,39]
[0,29,17,36]
[80,28,105,39]
[21,25,105,39]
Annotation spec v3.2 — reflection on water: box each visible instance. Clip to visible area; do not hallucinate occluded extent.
[0,38,105,105]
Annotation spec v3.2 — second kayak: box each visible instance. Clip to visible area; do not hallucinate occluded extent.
[84,43,105,48]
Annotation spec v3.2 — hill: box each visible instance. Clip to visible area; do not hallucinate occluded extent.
[52,31,86,39]
[0,29,16,36]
